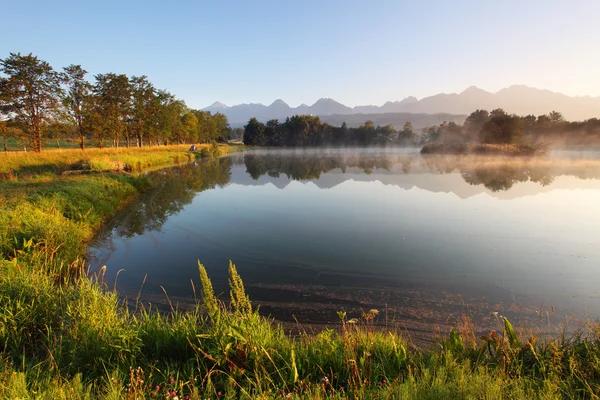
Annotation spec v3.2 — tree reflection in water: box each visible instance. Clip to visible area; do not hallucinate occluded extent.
[243,151,599,192]
[112,158,232,238]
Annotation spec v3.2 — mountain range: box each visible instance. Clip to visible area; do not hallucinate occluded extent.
[203,85,600,128]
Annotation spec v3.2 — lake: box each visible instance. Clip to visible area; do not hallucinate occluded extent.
[88,148,600,340]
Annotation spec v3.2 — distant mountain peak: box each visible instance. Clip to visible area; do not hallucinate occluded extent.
[209,101,227,108]
[461,86,490,95]
[313,97,340,105]
[399,96,418,104]
[269,99,290,107]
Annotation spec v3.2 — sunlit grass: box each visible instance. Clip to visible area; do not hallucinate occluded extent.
[0,143,235,179]
[1,147,599,398]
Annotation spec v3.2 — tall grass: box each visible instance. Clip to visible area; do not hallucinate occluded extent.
[1,146,599,398]
[2,258,599,398]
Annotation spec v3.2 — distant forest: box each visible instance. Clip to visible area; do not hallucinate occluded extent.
[0,53,231,152]
[242,110,600,147]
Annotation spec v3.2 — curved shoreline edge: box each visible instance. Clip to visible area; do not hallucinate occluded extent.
[0,145,598,398]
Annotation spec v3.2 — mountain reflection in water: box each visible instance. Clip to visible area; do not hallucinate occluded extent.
[88,149,600,340]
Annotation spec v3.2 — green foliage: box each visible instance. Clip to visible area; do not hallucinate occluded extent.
[243,117,266,146]
[198,261,219,319]
[228,261,252,315]
[479,109,523,144]
[0,53,64,152]
[0,52,231,151]
[62,64,92,150]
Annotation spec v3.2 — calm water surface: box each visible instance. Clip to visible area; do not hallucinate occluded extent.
[89,149,600,333]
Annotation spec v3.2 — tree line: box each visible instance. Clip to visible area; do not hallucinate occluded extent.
[0,53,230,152]
[242,110,600,147]
[243,115,417,147]
[422,109,600,146]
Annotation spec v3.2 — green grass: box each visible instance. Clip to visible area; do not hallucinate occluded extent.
[0,145,599,399]
[0,143,235,180]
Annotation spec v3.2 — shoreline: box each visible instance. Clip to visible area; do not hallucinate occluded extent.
[110,273,581,349]
[3,146,600,398]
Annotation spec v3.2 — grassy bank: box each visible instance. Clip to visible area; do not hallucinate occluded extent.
[0,143,234,180]
[0,147,599,399]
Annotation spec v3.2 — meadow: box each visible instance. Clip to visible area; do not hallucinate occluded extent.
[0,145,599,399]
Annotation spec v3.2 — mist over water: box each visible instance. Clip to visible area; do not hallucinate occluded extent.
[88,149,600,335]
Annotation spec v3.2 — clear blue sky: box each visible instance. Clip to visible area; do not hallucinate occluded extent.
[3,0,599,108]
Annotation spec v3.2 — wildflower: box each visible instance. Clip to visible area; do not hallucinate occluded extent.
[170,378,175,384]
[321,376,329,384]
[281,390,285,395]
[348,318,358,324]
[217,392,222,396]
[155,386,160,391]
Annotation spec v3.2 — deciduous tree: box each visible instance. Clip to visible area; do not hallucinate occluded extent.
[93,73,131,147]
[62,64,92,149]
[0,53,64,152]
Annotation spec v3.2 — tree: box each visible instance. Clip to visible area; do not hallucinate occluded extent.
[155,91,185,144]
[479,113,522,144]
[376,124,396,145]
[464,109,489,141]
[211,112,229,143]
[264,119,281,146]
[243,117,265,146]
[191,110,220,143]
[93,73,131,147]
[62,64,92,149]
[420,126,440,144]
[180,112,198,143]
[130,75,157,147]
[356,120,375,146]
[332,121,348,145]
[398,121,414,144]
[0,53,64,152]
[548,110,565,126]
[521,114,537,134]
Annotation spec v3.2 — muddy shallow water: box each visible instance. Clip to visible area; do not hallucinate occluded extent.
[88,148,600,342]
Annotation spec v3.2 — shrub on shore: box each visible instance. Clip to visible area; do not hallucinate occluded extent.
[421,142,548,156]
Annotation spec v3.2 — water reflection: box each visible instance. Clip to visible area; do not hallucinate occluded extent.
[94,158,231,243]
[241,150,600,193]
[96,151,600,242]
[88,149,600,339]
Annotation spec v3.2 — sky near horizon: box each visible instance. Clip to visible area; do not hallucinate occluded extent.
[3,0,600,109]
